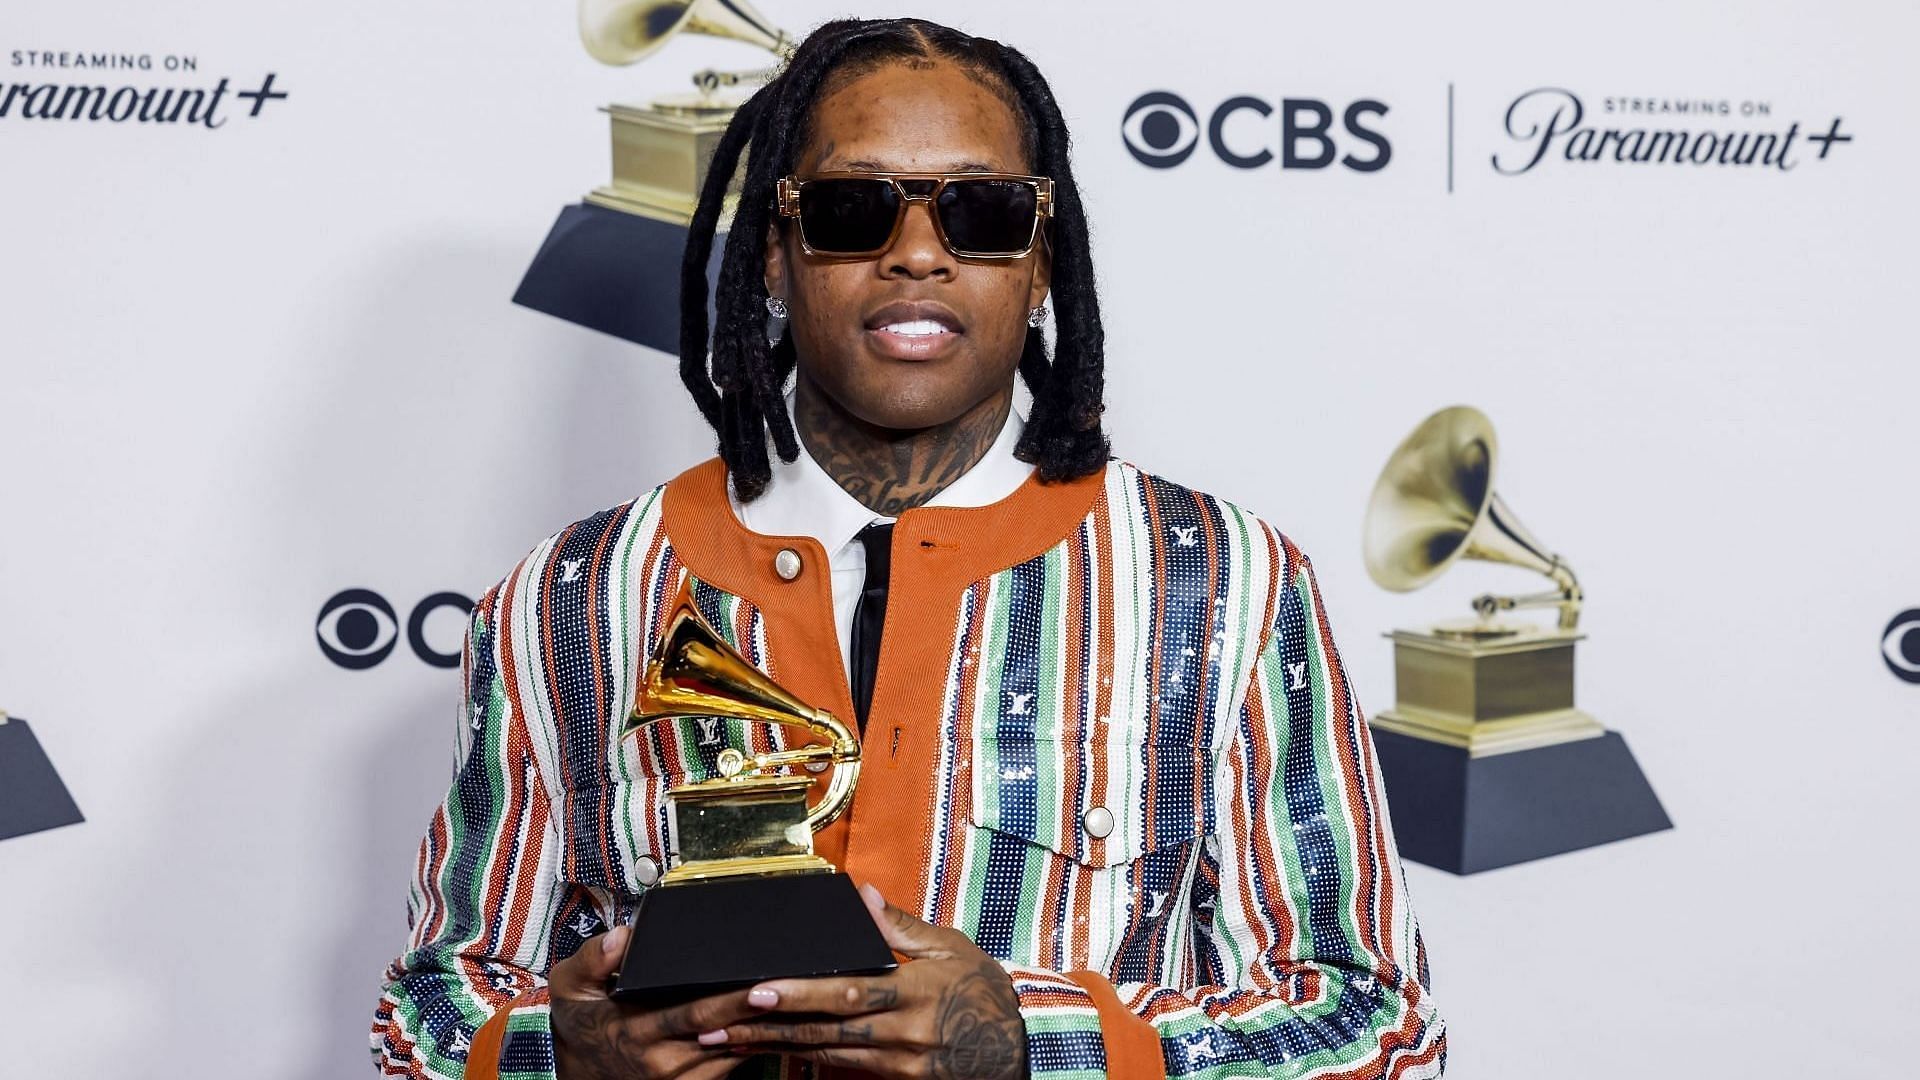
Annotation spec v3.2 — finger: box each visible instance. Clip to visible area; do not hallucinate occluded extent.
[859,883,963,960]
[680,1056,753,1080]
[728,975,905,1017]
[629,1036,734,1080]
[711,1012,901,1051]
[714,1006,906,1053]
[548,925,628,1000]
[718,1044,917,1080]
[792,1044,914,1077]
[648,987,764,1040]
[551,999,724,1079]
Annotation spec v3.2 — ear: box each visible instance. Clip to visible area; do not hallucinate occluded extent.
[1027,224,1052,312]
[763,223,788,302]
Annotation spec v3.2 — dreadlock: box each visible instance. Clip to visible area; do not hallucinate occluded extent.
[677,17,1109,502]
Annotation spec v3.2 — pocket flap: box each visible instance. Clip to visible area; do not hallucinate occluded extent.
[965,733,1214,868]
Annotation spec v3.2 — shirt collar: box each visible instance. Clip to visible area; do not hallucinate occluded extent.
[731,394,1033,557]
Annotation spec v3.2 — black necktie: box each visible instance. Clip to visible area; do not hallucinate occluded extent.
[850,521,894,733]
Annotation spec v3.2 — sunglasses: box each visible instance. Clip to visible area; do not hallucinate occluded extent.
[775,172,1054,259]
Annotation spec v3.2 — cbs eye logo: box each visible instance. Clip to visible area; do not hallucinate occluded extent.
[316,589,473,670]
[1122,90,1391,171]
[1885,609,1920,684]
[1122,91,1202,167]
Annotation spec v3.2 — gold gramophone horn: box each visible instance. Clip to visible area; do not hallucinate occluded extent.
[1362,405,1583,632]
[579,0,792,69]
[626,600,860,832]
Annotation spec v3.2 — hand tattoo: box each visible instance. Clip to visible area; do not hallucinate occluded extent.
[837,1020,874,1043]
[929,963,1027,1080]
[553,999,647,1078]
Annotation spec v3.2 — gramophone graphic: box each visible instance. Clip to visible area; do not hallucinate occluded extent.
[1361,406,1670,874]
[577,0,793,226]
[612,600,896,1004]
[513,0,793,352]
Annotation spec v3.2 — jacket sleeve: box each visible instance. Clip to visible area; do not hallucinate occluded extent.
[371,582,575,1080]
[1000,551,1447,1079]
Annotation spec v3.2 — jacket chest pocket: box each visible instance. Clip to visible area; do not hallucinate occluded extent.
[968,731,1216,865]
[960,727,1216,973]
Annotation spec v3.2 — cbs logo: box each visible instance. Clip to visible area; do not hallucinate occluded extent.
[1884,609,1920,684]
[316,589,474,670]
[1122,90,1391,171]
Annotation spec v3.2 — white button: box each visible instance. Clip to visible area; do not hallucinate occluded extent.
[774,549,802,581]
[634,854,662,887]
[1082,806,1114,839]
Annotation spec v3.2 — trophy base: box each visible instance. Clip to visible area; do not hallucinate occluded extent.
[512,202,724,353]
[1372,704,1605,757]
[0,715,85,842]
[612,871,898,1006]
[1370,726,1671,875]
[1383,626,1586,728]
[586,102,742,229]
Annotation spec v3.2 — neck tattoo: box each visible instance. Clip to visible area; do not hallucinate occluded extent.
[795,380,1012,517]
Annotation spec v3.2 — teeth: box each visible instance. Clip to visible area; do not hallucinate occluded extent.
[878,319,952,336]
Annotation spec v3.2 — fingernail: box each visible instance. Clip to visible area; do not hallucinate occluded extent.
[859,882,885,912]
[600,927,625,957]
[697,1029,728,1046]
[748,987,779,1008]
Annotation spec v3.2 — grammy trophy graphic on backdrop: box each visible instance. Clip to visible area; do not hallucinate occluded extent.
[0,710,84,843]
[513,0,793,353]
[1361,406,1671,874]
[576,0,791,225]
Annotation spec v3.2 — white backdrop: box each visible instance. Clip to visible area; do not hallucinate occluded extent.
[4,2,1916,1077]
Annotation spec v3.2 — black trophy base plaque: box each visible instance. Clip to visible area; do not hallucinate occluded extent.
[511,202,724,355]
[0,716,85,842]
[613,871,898,1006]
[1371,727,1672,875]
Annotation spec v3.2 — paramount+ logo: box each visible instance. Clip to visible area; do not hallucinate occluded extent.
[317,589,473,671]
[3,49,289,129]
[1121,90,1390,172]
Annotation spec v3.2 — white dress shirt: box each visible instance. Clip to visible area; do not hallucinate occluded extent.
[728,396,1034,683]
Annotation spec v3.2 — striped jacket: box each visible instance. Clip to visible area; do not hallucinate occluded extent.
[372,457,1447,1079]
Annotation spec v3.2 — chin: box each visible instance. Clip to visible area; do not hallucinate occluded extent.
[851,396,971,434]
[841,363,980,431]
[804,339,1011,434]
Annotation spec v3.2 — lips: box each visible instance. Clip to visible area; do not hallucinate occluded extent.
[863,299,964,361]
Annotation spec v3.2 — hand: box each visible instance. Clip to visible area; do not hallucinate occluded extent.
[549,924,769,1079]
[697,883,1029,1079]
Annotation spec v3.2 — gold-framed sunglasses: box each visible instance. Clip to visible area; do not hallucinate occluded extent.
[775,172,1054,259]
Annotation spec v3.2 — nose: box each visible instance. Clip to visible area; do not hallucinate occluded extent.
[880,195,956,281]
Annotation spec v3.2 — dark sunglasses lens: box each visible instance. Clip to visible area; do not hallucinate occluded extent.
[936,179,1038,254]
[797,179,899,253]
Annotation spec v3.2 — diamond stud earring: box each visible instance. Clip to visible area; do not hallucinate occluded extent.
[764,295,789,346]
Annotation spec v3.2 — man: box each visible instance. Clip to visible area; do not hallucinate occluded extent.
[374,17,1445,1080]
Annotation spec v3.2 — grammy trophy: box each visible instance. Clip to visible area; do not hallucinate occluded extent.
[611,600,897,1004]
